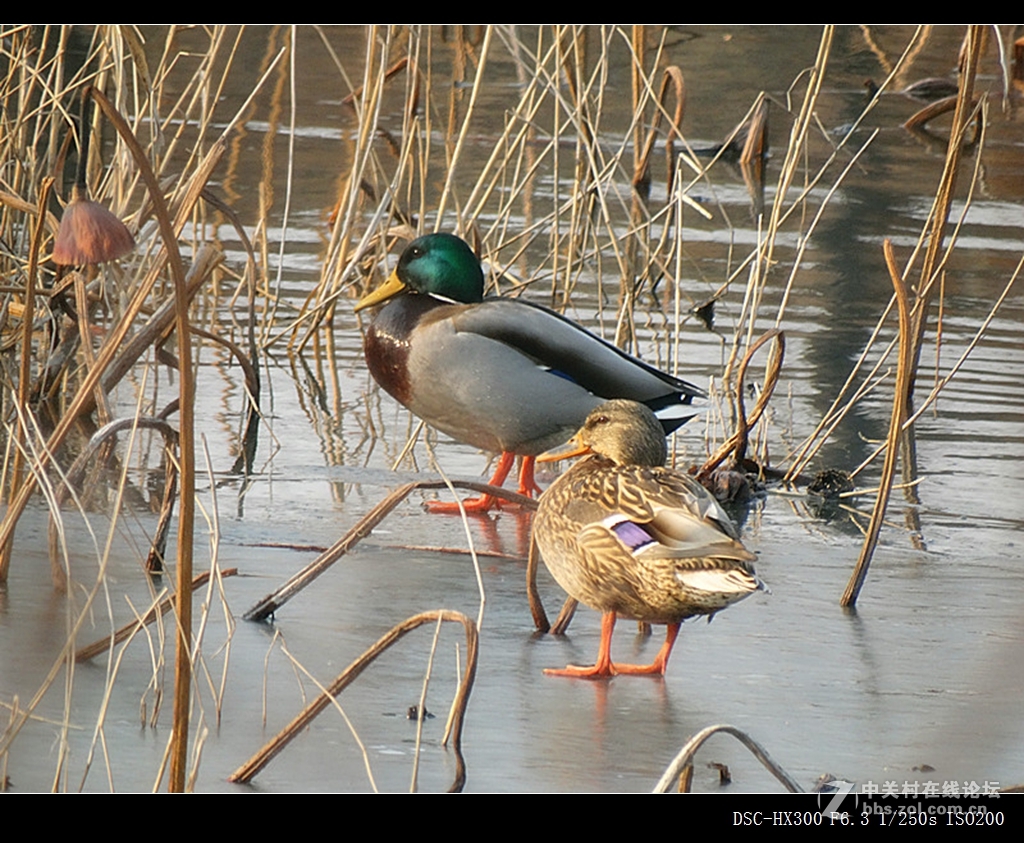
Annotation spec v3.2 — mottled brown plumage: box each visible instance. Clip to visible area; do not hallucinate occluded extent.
[534,400,764,678]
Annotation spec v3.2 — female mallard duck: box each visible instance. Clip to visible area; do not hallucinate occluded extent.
[354,233,703,512]
[533,400,763,678]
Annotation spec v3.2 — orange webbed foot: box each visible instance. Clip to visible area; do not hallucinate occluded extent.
[424,494,504,515]
[543,618,677,678]
[543,663,617,680]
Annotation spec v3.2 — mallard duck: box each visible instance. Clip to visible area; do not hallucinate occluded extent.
[533,400,763,678]
[354,233,703,512]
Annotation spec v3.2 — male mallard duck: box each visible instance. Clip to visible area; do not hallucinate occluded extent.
[354,233,703,512]
[533,400,763,678]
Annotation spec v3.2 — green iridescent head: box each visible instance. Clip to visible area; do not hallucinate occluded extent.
[355,233,484,312]
[395,233,484,303]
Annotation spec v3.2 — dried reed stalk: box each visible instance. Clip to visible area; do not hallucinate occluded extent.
[899,27,983,500]
[0,26,270,790]
[86,84,196,792]
[0,178,53,581]
[698,329,785,479]
[0,140,225,568]
[74,569,238,663]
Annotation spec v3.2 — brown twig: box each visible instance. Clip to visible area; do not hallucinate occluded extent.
[229,609,479,792]
[243,479,535,622]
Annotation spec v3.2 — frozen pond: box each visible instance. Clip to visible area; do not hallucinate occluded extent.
[1,25,1021,793]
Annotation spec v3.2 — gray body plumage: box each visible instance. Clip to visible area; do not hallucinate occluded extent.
[406,299,698,455]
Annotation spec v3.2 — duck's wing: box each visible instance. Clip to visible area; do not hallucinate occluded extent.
[573,467,756,565]
[538,463,762,620]
[448,298,704,427]
[407,303,602,454]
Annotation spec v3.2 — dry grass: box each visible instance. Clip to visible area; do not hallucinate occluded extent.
[0,24,1017,792]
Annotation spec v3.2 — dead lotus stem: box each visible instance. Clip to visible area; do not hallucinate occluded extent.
[699,329,785,479]
[841,240,912,608]
[243,479,536,622]
[632,65,686,196]
[0,146,223,566]
[550,596,578,636]
[229,609,479,793]
[46,415,179,584]
[903,95,977,133]
[653,724,802,794]
[527,537,579,634]
[189,325,261,471]
[784,326,897,484]
[526,539,548,631]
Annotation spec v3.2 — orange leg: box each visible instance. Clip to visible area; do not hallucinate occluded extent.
[544,612,618,679]
[545,617,679,679]
[612,623,680,676]
[516,456,543,498]
[425,451,515,514]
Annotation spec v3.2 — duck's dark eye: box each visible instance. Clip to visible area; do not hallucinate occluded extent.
[408,246,424,260]
[591,414,609,426]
